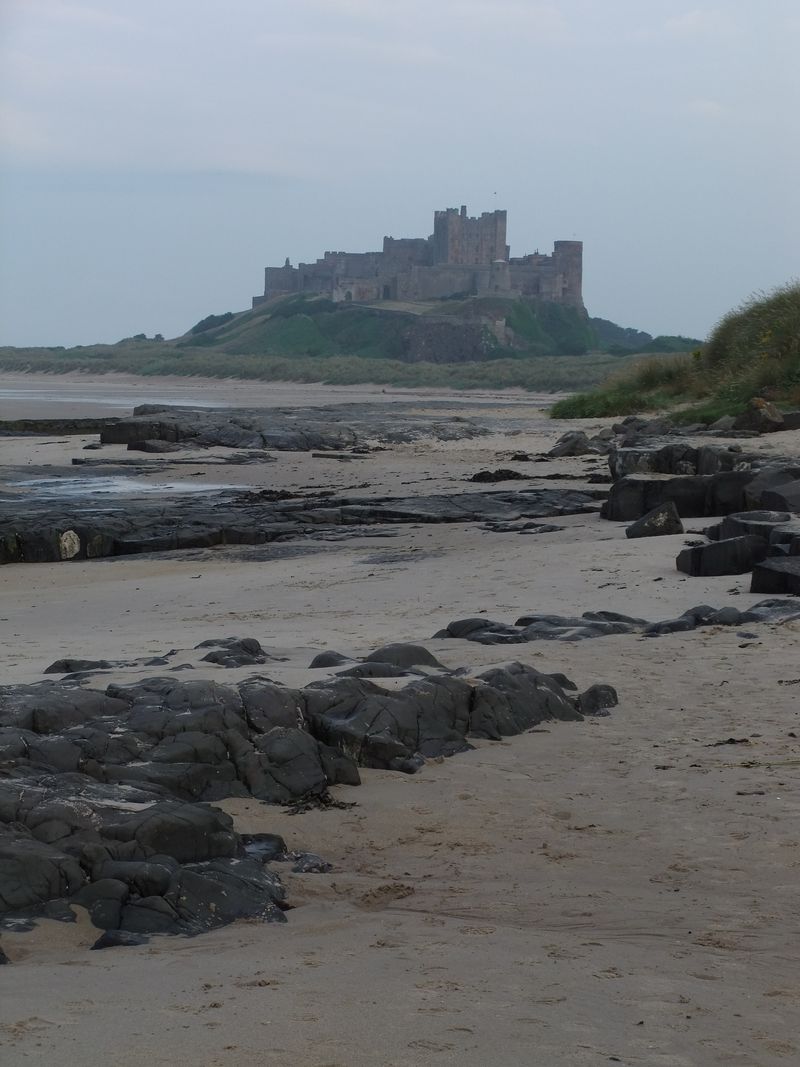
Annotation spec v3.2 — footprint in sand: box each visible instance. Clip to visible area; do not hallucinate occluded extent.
[356,883,415,910]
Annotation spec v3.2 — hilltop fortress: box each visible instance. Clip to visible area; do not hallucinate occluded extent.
[253,206,583,309]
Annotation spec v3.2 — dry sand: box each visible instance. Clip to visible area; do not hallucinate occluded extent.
[1,374,799,1066]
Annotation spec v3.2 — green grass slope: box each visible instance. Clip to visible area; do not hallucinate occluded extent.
[180,293,599,361]
[0,292,698,394]
[551,283,800,420]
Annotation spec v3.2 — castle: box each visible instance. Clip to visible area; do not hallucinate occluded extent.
[253,206,583,309]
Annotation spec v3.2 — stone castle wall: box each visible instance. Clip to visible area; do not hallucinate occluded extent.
[254,206,583,310]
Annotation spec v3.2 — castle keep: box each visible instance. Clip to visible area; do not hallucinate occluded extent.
[253,206,583,309]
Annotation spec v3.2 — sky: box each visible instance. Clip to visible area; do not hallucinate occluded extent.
[0,0,798,347]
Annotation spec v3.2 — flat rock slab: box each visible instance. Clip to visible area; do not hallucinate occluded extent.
[99,403,491,451]
[0,486,602,565]
[436,599,800,645]
[676,535,770,577]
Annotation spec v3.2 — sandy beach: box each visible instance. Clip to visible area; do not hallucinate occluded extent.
[1,374,799,1066]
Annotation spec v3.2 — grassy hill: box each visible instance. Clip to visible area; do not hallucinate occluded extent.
[551,283,800,420]
[0,293,700,393]
[179,294,600,360]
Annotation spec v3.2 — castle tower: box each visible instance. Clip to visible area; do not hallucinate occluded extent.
[552,241,583,307]
[432,206,507,266]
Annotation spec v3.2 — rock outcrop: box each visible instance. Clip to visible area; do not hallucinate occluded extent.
[0,653,614,943]
[435,599,800,645]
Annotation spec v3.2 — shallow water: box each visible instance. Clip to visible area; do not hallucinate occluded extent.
[0,387,220,409]
[11,475,247,498]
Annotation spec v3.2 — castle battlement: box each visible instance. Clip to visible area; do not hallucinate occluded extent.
[253,206,582,309]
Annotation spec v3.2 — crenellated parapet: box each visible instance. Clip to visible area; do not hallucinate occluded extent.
[253,206,583,309]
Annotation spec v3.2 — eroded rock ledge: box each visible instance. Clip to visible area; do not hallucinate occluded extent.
[436,598,800,644]
[0,486,602,565]
[0,648,616,948]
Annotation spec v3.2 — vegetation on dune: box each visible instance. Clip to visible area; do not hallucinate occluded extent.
[189,312,235,335]
[0,291,702,395]
[551,283,800,420]
[0,342,647,393]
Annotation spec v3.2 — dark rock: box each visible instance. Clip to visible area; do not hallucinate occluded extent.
[750,557,800,595]
[548,431,604,458]
[119,895,180,934]
[0,646,619,941]
[290,852,332,874]
[707,471,759,515]
[165,858,286,930]
[743,465,800,509]
[0,829,85,911]
[719,511,792,541]
[94,860,173,897]
[577,684,619,716]
[470,469,527,483]
[44,658,115,674]
[602,471,753,521]
[0,483,601,566]
[760,480,800,514]
[709,415,737,432]
[308,651,352,669]
[609,443,698,479]
[676,535,769,577]
[643,616,698,636]
[733,398,785,433]
[602,475,706,521]
[91,929,150,950]
[72,878,130,929]
[241,833,288,862]
[126,440,182,453]
[363,643,445,669]
[335,663,410,679]
[469,663,581,740]
[196,637,270,667]
[705,607,745,625]
[626,501,684,538]
[439,599,800,645]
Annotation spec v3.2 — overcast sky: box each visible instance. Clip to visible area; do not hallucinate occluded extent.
[1,0,797,346]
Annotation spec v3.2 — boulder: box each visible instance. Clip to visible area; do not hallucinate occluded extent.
[760,480,800,514]
[718,511,792,541]
[308,651,352,669]
[733,398,785,433]
[709,415,737,432]
[44,658,115,674]
[0,828,85,911]
[625,501,684,538]
[335,663,410,679]
[548,431,598,457]
[363,643,445,670]
[196,637,270,667]
[470,469,527,483]
[602,471,753,521]
[163,858,286,932]
[750,557,800,595]
[577,684,619,716]
[676,535,769,577]
[743,464,800,510]
[468,663,583,739]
